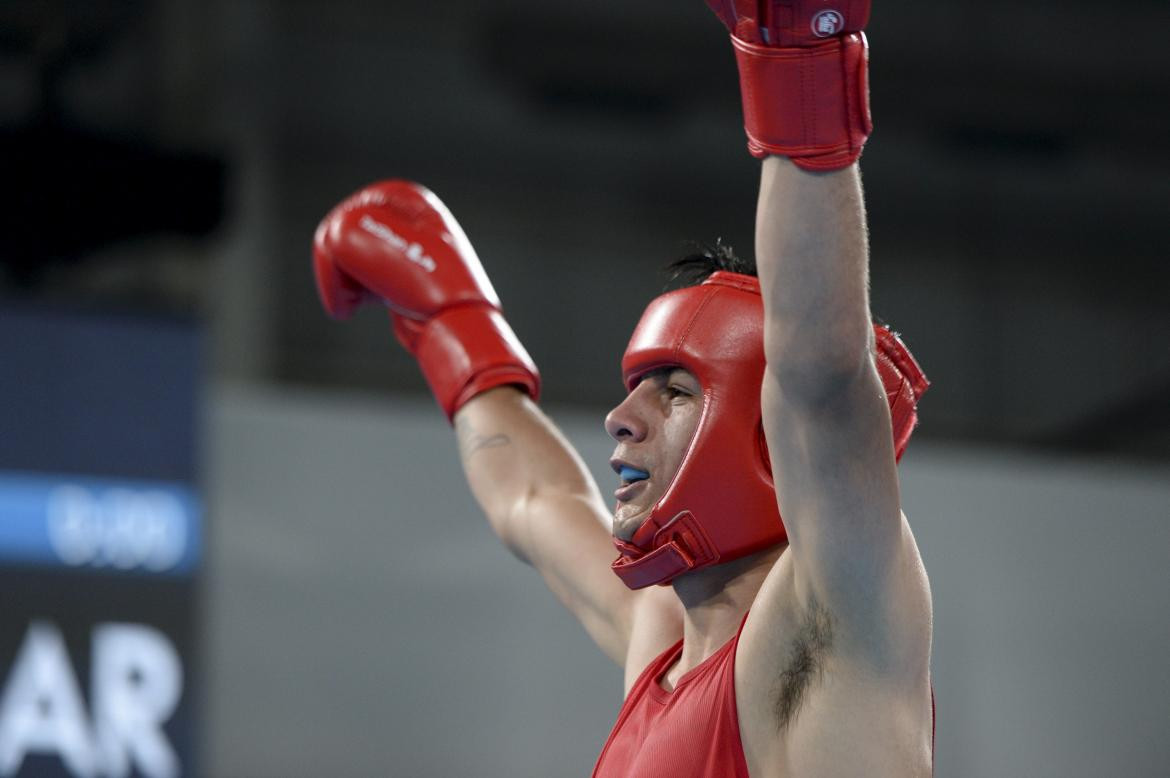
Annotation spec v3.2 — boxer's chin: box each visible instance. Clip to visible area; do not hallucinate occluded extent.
[612,506,653,544]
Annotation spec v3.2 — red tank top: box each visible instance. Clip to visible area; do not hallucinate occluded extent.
[593,623,937,777]
[592,624,750,778]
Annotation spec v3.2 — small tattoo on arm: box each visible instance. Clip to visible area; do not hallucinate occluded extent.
[455,417,512,459]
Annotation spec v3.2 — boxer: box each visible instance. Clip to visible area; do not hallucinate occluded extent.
[313,1,933,774]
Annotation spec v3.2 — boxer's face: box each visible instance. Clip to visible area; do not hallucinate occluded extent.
[605,367,703,541]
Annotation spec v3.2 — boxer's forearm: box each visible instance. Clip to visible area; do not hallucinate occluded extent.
[453,386,605,560]
[756,157,874,390]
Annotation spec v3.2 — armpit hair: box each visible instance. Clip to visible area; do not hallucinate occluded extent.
[773,598,834,730]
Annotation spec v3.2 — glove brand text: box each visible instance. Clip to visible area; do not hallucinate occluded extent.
[359,215,437,272]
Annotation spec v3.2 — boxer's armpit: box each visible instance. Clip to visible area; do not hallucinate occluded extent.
[773,598,834,730]
[455,416,512,459]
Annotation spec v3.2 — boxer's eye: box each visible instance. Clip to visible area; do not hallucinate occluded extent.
[665,368,699,397]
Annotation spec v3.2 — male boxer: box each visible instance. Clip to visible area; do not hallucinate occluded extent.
[313,1,934,775]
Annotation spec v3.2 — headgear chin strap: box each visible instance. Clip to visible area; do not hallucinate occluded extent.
[610,271,928,590]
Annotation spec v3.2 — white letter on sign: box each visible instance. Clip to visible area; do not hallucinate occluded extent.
[92,624,183,778]
[0,622,98,777]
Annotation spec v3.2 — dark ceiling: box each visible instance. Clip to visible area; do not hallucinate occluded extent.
[2,0,1168,459]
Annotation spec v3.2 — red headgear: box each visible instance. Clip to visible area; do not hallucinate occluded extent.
[610,271,928,590]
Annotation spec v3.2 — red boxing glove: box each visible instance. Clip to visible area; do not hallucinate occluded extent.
[706,0,873,170]
[313,180,539,421]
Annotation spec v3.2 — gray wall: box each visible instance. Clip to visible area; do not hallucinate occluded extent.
[203,384,1170,778]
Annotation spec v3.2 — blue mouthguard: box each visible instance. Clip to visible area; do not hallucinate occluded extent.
[619,466,650,483]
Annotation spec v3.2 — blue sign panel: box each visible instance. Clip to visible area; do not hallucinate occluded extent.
[0,304,203,777]
[0,472,201,576]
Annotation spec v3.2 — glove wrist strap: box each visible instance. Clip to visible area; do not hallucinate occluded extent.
[407,305,541,423]
[731,32,872,171]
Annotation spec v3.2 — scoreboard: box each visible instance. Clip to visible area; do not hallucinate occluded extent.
[0,305,202,778]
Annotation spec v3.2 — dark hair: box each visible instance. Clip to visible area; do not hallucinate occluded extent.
[665,239,756,288]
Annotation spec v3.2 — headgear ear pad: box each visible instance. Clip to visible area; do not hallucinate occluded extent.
[610,272,928,590]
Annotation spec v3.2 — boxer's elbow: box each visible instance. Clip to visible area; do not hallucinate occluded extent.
[763,330,873,405]
[479,492,533,564]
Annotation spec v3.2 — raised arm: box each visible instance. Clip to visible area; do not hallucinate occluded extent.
[453,388,652,665]
[313,181,651,665]
[756,159,922,630]
[703,1,932,767]
[753,156,933,771]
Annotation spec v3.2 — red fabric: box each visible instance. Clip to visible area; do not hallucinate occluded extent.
[731,32,872,169]
[704,1,874,169]
[592,627,750,777]
[592,621,938,776]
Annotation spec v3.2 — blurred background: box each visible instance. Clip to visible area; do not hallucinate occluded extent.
[0,0,1167,776]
